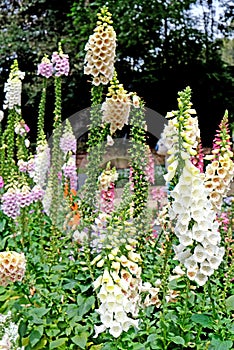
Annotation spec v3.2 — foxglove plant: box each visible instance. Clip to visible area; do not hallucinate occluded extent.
[3,60,25,112]
[80,7,117,219]
[204,111,234,211]
[170,159,225,286]
[98,164,118,213]
[1,60,25,183]
[43,45,70,224]
[84,6,116,86]
[92,245,142,338]
[101,71,131,134]
[162,87,225,286]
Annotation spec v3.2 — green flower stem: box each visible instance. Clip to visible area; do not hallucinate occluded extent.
[37,78,47,144]
[207,280,218,319]
[3,109,18,182]
[129,104,148,217]
[80,85,108,220]
[49,76,64,226]
[159,231,173,348]
[181,276,190,330]
[53,76,62,129]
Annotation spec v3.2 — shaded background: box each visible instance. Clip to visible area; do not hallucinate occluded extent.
[0,0,233,146]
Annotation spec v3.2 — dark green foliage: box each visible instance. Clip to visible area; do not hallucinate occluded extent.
[0,1,233,144]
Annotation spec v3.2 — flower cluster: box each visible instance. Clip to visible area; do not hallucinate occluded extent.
[0,312,21,350]
[164,113,199,182]
[18,158,34,173]
[98,165,118,191]
[191,139,204,173]
[92,246,142,338]
[0,251,26,287]
[1,187,21,219]
[1,184,44,219]
[38,47,69,78]
[3,60,25,111]
[37,55,53,78]
[98,165,118,213]
[101,72,131,134]
[84,6,116,86]
[204,112,234,211]
[28,142,51,188]
[60,121,77,154]
[14,120,30,136]
[204,155,233,210]
[62,155,78,192]
[170,160,225,286]
[159,88,200,183]
[52,51,70,77]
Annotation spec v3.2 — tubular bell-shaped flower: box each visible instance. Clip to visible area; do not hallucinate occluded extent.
[204,111,234,211]
[0,251,26,287]
[37,55,53,78]
[171,159,225,286]
[159,87,200,185]
[101,71,131,134]
[84,6,116,86]
[3,60,25,111]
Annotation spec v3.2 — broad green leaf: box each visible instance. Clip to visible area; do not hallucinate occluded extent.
[29,328,43,347]
[49,337,68,349]
[71,332,88,349]
[66,304,79,319]
[34,307,50,318]
[19,321,27,338]
[225,295,234,311]
[209,338,233,350]
[147,334,156,343]
[170,336,185,346]
[63,280,77,290]
[191,314,213,328]
[33,337,48,350]
[78,295,95,317]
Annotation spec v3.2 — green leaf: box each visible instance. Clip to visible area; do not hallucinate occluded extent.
[63,281,77,290]
[49,337,68,349]
[71,332,88,349]
[66,304,79,319]
[225,295,234,311]
[191,314,213,328]
[19,321,27,338]
[33,337,48,350]
[209,338,233,350]
[29,326,44,347]
[147,334,156,343]
[170,336,185,346]
[34,307,50,318]
[78,295,95,317]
